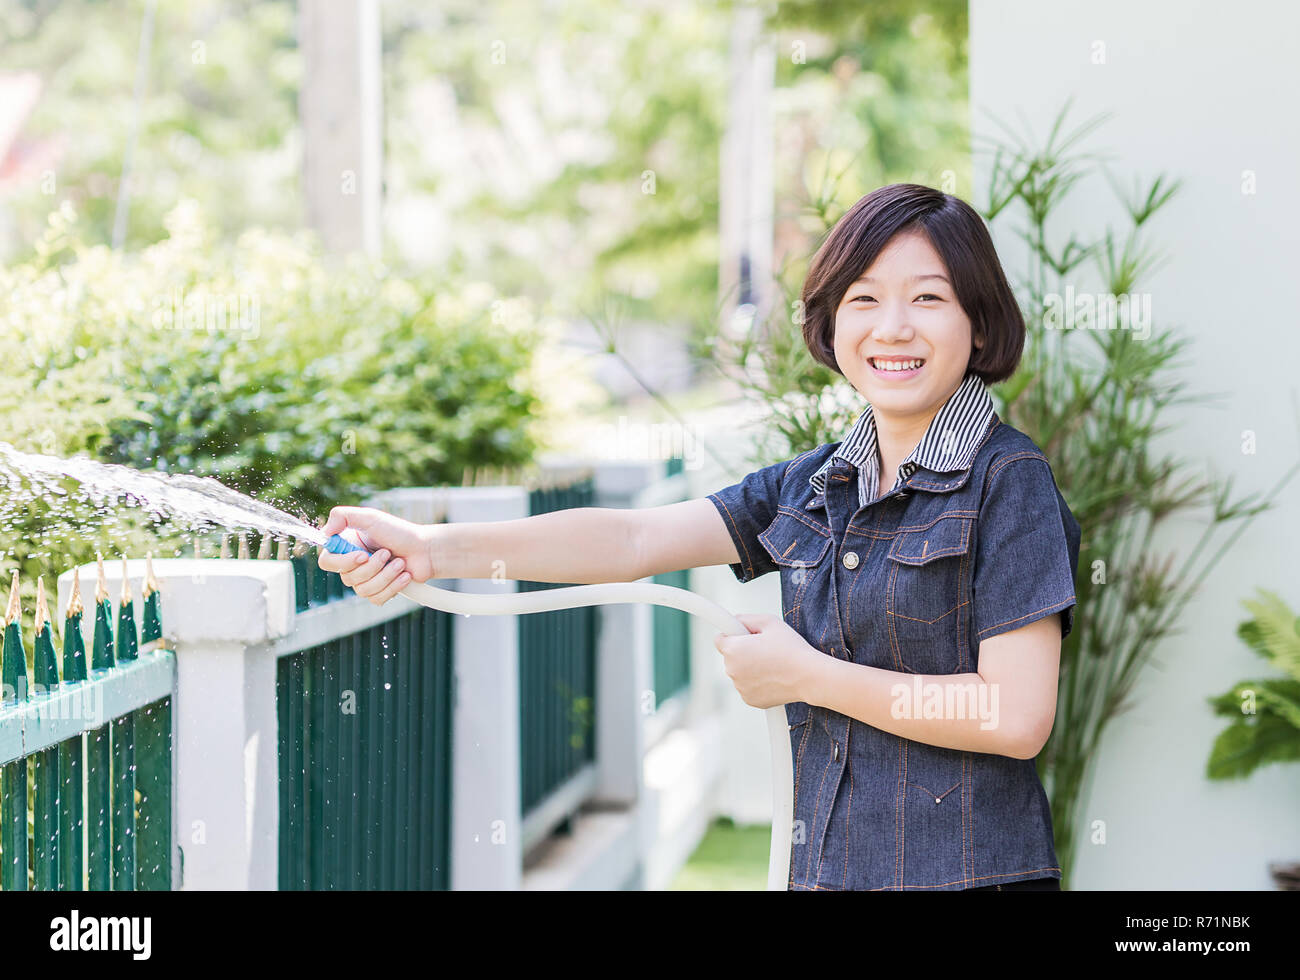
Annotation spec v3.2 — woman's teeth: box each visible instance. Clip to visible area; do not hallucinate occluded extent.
[871,358,924,372]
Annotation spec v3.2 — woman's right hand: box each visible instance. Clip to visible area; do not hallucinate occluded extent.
[315,506,439,605]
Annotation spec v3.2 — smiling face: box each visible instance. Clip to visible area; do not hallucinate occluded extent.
[831,228,981,428]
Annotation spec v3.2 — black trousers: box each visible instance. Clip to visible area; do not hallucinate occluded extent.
[964,876,1061,891]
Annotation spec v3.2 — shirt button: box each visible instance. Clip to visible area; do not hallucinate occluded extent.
[841,551,859,569]
[833,741,840,761]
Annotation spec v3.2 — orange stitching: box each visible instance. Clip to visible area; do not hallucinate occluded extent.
[892,510,979,533]
[903,511,980,527]
[814,738,848,886]
[790,710,813,888]
[890,539,970,563]
[773,505,834,536]
[709,492,754,579]
[781,446,824,483]
[888,599,967,625]
[787,549,827,625]
[980,450,1049,500]
[905,779,961,801]
[868,867,1062,890]
[971,751,977,882]
[976,597,1076,639]
[962,752,970,881]
[958,545,970,673]
[843,527,892,540]
[842,730,853,890]
[886,556,905,671]
[817,613,833,652]
[789,561,816,630]
[987,450,1049,484]
[897,739,908,888]
[804,728,835,885]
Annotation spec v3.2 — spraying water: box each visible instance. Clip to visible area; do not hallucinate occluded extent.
[0,442,328,548]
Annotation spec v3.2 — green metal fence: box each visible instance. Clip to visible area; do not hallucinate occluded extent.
[519,478,599,817]
[653,457,691,707]
[0,567,173,891]
[291,545,350,611]
[276,603,455,890]
[651,567,692,709]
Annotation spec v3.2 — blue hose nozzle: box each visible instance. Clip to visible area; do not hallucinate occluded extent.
[325,533,369,556]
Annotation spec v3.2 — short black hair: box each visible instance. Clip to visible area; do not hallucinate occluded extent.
[800,182,1024,385]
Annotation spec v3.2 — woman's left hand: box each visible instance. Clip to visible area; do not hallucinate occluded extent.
[713,613,826,709]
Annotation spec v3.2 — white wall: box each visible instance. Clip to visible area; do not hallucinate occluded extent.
[971,0,1300,889]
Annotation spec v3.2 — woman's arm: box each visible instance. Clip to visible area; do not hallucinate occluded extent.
[432,496,737,583]
[319,496,743,602]
[801,613,1062,759]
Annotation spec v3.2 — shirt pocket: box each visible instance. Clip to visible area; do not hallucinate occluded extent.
[758,508,833,638]
[885,512,974,675]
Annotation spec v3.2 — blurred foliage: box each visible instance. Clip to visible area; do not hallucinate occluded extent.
[0,0,300,254]
[3,0,968,376]
[765,0,969,262]
[0,200,547,644]
[381,0,730,346]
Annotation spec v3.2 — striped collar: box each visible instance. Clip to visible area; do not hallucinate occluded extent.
[808,371,997,508]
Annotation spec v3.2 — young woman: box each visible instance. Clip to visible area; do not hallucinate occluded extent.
[318,182,1081,892]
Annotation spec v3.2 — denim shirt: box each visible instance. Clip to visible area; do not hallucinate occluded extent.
[708,399,1081,891]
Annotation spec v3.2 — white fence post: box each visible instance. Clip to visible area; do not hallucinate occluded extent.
[57,558,294,890]
[445,487,527,890]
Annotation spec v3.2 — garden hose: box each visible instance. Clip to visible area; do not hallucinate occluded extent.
[325,532,794,891]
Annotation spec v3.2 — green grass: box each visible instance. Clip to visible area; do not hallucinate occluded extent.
[668,817,770,890]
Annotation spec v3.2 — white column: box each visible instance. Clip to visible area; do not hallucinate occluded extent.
[57,559,294,890]
[299,0,384,255]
